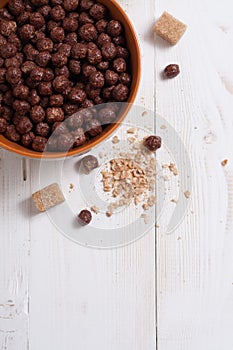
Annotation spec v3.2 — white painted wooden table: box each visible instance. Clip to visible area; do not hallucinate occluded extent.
[1,0,233,349]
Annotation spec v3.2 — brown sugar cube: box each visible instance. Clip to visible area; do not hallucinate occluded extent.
[32,183,65,212]
[154,12,187,45]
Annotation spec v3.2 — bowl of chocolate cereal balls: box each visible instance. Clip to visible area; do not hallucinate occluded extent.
[0,0,141,159]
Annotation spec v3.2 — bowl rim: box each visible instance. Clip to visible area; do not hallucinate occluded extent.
[0,0,141,159]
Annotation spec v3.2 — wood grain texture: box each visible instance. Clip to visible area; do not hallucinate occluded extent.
[0,151,30,350]
[155,0,233,349]
[27,1,157,350]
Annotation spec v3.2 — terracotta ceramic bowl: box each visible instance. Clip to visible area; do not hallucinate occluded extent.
[0,0,141,159]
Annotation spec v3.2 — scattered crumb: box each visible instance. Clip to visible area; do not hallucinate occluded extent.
[171,198,178,203]
[177,236,182,240]
[142,111,147,117]
[163,175,170,181]
[112,135,120,144]
[169,163,178,176]
[155,224,160,228]
[221,159,228,167]
[127,137,136,144]
[162,163,168,169]
[160,125,167,129]
[98,152,104,158]
[91,205,99,214]
[106,211,113,217]
[69,183,74,190]
[141,213,149,224]
[184,190,191,199]
[127,127,136,134]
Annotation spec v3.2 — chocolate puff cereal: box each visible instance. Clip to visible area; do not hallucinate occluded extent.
[0,0,132,152]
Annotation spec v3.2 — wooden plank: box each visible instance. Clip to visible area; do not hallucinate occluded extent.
[28,1,157,350]
[155,0,233,348]
[0,150,30,350]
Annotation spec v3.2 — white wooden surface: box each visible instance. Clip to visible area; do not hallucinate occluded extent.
[1,0,233,349]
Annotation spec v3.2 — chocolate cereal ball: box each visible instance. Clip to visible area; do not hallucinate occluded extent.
[53,75,70,93]
[55,65,70,78]
[107,20,122,37]
[15,116,33,134]
[21,131,35,147]
[12,100,30,115]
[40,96,49,108]
[36,38,53,52]
[68,87,86,104]
[69,59,81,75]
[89,3,106,20]
[57,43,71,57]
[64,32,77,46]
[30,66,44,82]
[13,84,29,100]
[19,24,35,42]
[32,136,47,152]
[30,105,45,122]
[105,70,118,86]
[57,133,74,150]
[116,46,129,59]
[0,118,8,133]
[87,46,102,65]
[0,68,6,83]
[50,5,65,21]
[85,83,100,100]
[119,72,131,86]
[113,35,125,46]
[23,44,39,61]
[0,43,17,58]
[27,89,40,105]
[97,33,111,48]
[36,51,51,67]
[98,106,116,124]
[5,125,20,142]
[0,20,17,37]
[4,56,21,69]
[51,121,68,134]
[89,71,105,88]
[50,26,65,42]
[62,17,78,32]
[48,94,63,107]
[97,61,109,71]
[38,81,52,96]
[0,8,13,20]
[0,58,4,68]
[63,0,79,11]
[71,43,87,59]
[17,11,30,26]
[112,83,129,102]
[8,33,22,50]
[113,58,126,73]
[46,107,64,123]
[79,23,97,41]
[35,122,50,137]
[96,19,108,33]
[42,68,54,82]
[3,91,14,105]
[72,127,86,147]
[80,0,94,10]
[67,112,83,129]
[8,0,24,15]
[63,103,79,116]
[21,61,35,74]
[29,12,45,29]
[38,5,51,18]
[86,118,102,137]
[51,52,67,67]
[82,63,96,78]
[79,11,93,25]
[102,42,117,60]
